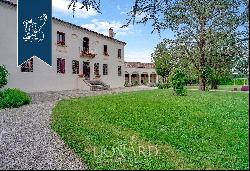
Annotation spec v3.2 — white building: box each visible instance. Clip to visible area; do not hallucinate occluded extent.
[0,0,126,92]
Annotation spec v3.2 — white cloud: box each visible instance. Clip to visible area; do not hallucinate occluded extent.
[135,12,147,21]
[81,19,134,37]
[120,9,147,22]
[120,9,129,15]
[117,5,121,11]
[125,50,153,63]
[52,0,98,19]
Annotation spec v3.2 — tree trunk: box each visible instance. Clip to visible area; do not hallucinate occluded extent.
[211,82,218,89]
[162,76,166,83]
[199,17,206,91]
[199,76,206,91]
[211,80,218,89]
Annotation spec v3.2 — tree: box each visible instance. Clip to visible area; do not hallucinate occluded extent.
[68,0,101,17]
[158,28,245,89]
[205,31,241,89]
[69,0,248,91]
[169,68,187,96]
[151,42,175,83]
[0,65,8,89]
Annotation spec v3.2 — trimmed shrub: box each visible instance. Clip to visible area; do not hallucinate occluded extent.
[0,65,8,89]
[218,77,234,85]
[170,68,187,96]
[218,77,249,85]
[0,88,31,109]
[157,82,170,89]
[124,81,132,87]
[234,78,249,85]
[124,81,129,87]
[131,80,139,86]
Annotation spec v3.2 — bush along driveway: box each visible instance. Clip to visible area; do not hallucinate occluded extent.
[0,87,155,170]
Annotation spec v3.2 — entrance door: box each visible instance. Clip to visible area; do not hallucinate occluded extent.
[83,62,90,80]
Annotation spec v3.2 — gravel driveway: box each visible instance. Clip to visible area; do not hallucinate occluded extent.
[0,86,155,170]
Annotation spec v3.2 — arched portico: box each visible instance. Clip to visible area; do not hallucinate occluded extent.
[150,72,157,83]
[125,71,130,83]
[124,68,159,86]
[131,71,140,85]
[141,72,149,85]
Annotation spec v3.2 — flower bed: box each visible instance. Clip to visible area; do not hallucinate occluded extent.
[241,85,249,91]
[80,51,96,58]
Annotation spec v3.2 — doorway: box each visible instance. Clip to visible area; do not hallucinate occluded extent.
[83,62,90,80]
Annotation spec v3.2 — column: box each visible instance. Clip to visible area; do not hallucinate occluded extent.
[156,75,159,83]
[148,74,151,83]
[128,74,131,84]
[139,74,141,85]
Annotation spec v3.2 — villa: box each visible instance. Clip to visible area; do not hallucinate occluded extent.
[0,0,159,92]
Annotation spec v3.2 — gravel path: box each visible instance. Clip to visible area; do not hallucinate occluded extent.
[0,86,156,170]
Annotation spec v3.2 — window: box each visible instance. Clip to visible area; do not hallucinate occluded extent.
[104,45,109,56]
[83,37,89,53]
[57,31,65,45]
[103,64,108,75]
[72,60,79,74]
[57,58,65,74]
[94,63,99,75]
[118,49,121,58]
[118,66,122,76]
[21,58,33,72]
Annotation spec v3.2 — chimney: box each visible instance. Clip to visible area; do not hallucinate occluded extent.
[109,27,116,38]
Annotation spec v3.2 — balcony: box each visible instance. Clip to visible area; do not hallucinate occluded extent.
[103,51,109,56]
[80,51,96,58]
[57,41,65,46]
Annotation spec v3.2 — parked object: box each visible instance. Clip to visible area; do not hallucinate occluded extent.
[232,87,238,91]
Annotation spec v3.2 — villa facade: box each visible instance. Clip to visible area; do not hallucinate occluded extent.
[0,0,126,92]
[124,62,158,86]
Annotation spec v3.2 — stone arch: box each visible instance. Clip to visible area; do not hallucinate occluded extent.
[141,72,149,85]
[125,71,130,82]
[150,72,157,83]
[131,71,140,86]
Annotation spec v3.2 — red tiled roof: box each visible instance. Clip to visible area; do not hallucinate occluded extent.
[125,62,155,69]
[53,17,126,45]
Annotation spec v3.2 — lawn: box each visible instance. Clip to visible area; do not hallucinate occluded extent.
[51,90,249,170]
[186,85,244,91]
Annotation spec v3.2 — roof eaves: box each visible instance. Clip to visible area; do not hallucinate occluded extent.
[0,1,126,46]
[52,17,127,46]
[0,0,17,7]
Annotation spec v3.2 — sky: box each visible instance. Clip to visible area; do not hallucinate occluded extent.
[52,0,175,63]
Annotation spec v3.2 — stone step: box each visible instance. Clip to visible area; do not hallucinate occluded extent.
[86,80,110,91]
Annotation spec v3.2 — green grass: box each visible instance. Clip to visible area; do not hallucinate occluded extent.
[51,90,249,170]
[186,85,244,91]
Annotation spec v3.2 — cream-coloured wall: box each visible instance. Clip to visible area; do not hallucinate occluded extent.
[0,2,125,92]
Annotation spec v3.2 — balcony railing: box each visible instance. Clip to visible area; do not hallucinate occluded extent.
[104,51,109,56]
[80,51,96,58]
[57,41,65,46]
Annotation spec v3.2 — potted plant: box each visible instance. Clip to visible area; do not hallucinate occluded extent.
[104,51,109,56]
[95,74,101,78]
[57,41,65,46]
[78,74,84,78]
